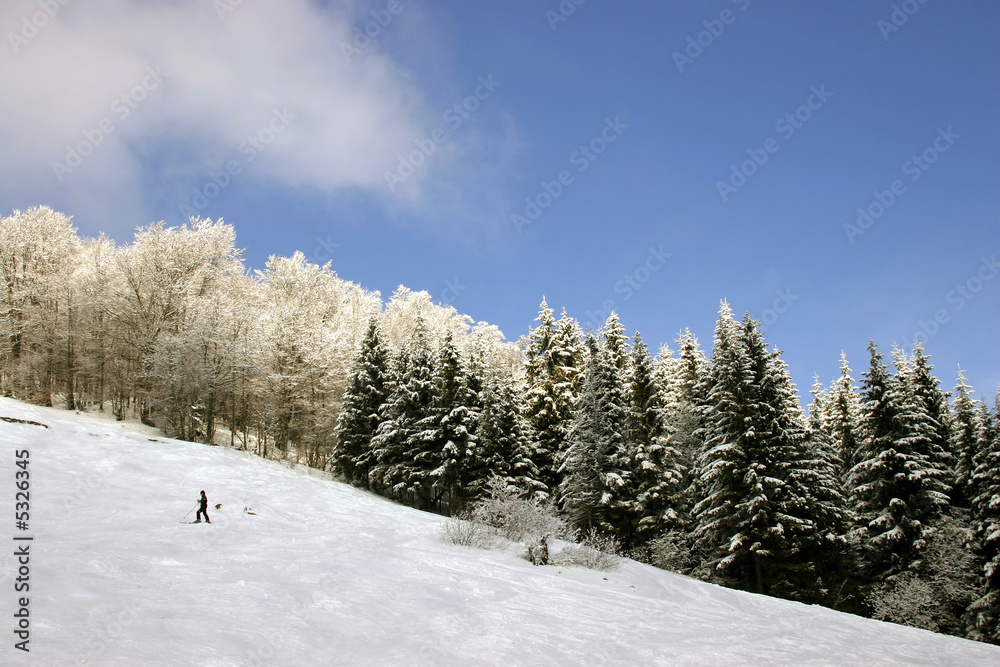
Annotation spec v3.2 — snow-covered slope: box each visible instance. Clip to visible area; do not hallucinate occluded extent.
[1,398,998,666]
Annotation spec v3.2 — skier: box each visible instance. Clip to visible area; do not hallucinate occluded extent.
[195,490,211,523]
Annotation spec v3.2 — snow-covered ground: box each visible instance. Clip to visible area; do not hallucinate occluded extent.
[1,397,998,666]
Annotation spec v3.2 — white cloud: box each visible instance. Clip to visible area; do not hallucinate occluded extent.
[0,0,447,233]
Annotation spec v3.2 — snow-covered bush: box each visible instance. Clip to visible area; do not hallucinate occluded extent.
[553,528,621,572]
[869,574,940,631]
[648,529,696,574]
[524,533,551,566]
[440,516,504,550]
[440,477,563,553]
[867,513,978,635]
[471,475,565,542]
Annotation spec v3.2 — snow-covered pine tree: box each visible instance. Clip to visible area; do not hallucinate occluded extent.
[848,341,951,581]
[967,392,1000,643]
[628,332,686,546]
[524,302,586,498]
[524,299,560,496]
[789,368,852,605]
[547,309,588,477]
[826,353,863,479]
[659,328,708,516]
[951,369,984,508]
[807,375,829,433]
[600,311,629,374]
[644,330,708,569]
[370,321,438,508]
[559,334,631,536]
[473,374,544,500]
[693,306,847,600]
[334,317,388,488]
[908,341,956,490]
[552,310,587,400]
[691,302,753,582]
[421,331,479,513]
[739,315,837,599]
[660,329,708,463]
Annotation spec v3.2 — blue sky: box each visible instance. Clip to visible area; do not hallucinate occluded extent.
[1,0,997,400]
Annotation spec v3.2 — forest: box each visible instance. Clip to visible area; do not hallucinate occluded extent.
[2,206,998,644]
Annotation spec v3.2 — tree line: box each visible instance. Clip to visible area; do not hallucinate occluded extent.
[2,207,999,643]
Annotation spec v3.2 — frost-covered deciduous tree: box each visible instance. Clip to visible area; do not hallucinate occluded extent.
[0,207,82,405]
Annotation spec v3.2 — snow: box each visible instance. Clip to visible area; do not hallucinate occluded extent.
[3,397,1000,666]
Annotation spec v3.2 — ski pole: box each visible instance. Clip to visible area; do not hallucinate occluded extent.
[183,502,198,520]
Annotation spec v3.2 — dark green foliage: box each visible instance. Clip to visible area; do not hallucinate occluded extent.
[968,396,1000,643]
[333,318,387,487]
[628,332,687,545]
[693,306,847,602]
[559,333,631,537]
[474,376,544,499]
[849,342,951,582]
[370,325,439,508]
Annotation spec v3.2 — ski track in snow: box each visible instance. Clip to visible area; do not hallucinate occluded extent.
[1,397,999,666]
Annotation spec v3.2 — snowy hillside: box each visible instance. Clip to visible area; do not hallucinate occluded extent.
[2,398,998,666]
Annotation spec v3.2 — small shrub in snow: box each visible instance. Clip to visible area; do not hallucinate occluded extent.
[440,516,504,550]
[648,529,697,574]
[472,475,565,542]
[524,533,552,566]
[553,528,621,572]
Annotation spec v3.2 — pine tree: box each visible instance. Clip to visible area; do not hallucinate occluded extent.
[559,335,630,536]
[421,332,479,512]
[523,300,561,496]
[968,393,1000,643]
[951,369,983,508]
[333,317,389,488]
[524,302,586,498]
[473,375,544,499]
[826,353,863,478]
[370,322,438,508]
[691,302,753,582]
[909,342,956,489]
[694,306,845,600]
[600,311,628,374]
[848,341,951,581]
[628,332,686,545]
[659,328,708,516]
